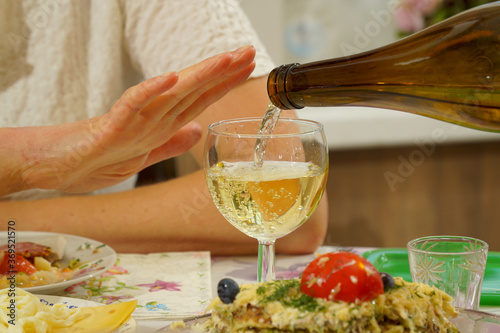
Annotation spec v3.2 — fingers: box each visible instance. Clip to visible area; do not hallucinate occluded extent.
[167,60,256,126]
[172,46,256,111]
[172,45,255,102]
[142,46,256,121]
[103,46,255,142]
[144,121,203,166]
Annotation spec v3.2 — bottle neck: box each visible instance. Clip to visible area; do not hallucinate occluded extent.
[267,63,303,110]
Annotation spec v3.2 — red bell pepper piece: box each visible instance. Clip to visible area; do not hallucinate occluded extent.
[0,252,37,275]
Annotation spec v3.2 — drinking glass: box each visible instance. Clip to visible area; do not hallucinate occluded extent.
[204,117,328,282]
[408,235,488,309]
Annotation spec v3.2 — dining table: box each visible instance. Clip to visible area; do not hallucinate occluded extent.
[59,245,500,333]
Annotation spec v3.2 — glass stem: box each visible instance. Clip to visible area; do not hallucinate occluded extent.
[258,239,276,282]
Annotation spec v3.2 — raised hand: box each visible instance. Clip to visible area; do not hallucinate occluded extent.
[6,46,256,195]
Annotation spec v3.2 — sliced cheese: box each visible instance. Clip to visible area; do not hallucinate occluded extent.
[53,300,137,333]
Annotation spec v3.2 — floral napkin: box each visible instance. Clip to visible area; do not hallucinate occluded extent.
[62,252,212,320]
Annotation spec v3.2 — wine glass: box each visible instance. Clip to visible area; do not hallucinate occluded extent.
[203,117,328,282]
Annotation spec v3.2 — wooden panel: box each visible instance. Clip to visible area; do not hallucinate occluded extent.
[324,141,500,251]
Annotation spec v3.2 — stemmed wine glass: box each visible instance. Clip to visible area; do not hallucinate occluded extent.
[203,117,328,282]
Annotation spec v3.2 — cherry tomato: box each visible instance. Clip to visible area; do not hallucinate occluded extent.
[0,253,38,275]
[301,252,383,303]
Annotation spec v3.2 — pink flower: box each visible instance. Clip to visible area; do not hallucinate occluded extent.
[100,295,134,305]
[399,0,443,13]
[395,0,443,33]
[415,0,444,15]
[395,7,426,33]
[102,265,128,277]
[64,281,87,294]
[137,280,182,292]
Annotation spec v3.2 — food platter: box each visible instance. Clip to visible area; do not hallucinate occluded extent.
[362,248,500,306]
[37,295,137,333]
[0,231,116,294]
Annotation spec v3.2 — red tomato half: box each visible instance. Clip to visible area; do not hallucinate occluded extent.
[301,252,383,303]
[0,253,37,275]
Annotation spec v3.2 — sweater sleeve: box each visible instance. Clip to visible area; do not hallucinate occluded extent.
[119,0,275,79]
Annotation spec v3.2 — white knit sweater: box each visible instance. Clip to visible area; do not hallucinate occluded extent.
[0,0,275,200]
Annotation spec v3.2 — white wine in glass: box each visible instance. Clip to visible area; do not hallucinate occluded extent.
[204,117,328,282]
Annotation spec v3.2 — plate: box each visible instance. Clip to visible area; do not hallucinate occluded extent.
[452,309,500,333]
[158,315,211,332]
[362,248,500,306]
[157,311,500,332]
[1,231,117,294]
[37,295,137,333]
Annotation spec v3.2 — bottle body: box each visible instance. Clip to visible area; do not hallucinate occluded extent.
[267,2,500,132]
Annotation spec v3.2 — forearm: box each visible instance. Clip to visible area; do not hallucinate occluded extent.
[0,128,30,196]
[0,171,250,254]
[0,169,326,255]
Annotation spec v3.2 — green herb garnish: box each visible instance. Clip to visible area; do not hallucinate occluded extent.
[283,294,325,312]
[257,279,323,312]
[68,259,80,269]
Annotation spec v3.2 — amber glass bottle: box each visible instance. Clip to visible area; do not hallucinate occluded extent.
[267,2,500,132]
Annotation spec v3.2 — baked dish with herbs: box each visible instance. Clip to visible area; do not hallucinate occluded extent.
[200,252,459,332]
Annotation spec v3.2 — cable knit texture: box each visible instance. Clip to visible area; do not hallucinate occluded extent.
[0,0,275,201]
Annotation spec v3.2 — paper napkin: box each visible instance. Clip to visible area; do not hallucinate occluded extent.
[63,251,212,320]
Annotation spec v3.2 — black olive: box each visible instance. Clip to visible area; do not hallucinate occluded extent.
[217,278,240,304]
[380,272,395,291]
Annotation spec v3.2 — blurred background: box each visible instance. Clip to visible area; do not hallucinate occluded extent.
[140,0,500,250]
